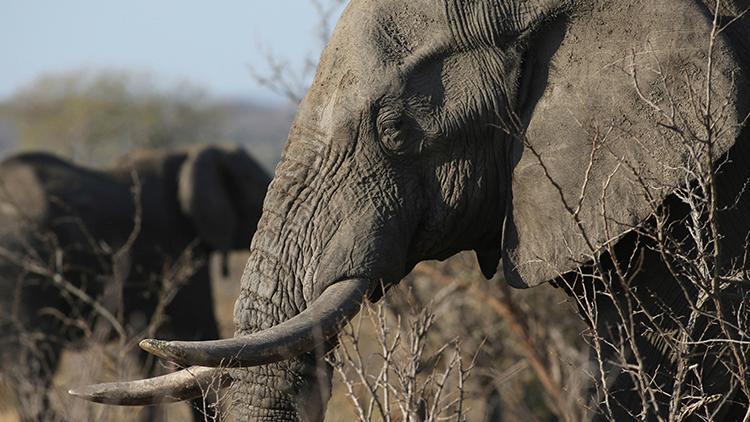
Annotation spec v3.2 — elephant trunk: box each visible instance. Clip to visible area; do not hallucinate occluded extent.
[224,167,367,421]
[221,127,414,419]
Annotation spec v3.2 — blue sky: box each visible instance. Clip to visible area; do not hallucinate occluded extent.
[0,1,346,102]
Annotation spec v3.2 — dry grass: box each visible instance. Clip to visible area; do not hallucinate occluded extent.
[0,251,245,422]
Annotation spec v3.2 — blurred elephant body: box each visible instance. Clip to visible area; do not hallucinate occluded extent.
[75,1,750,421]
[0,146,269,421]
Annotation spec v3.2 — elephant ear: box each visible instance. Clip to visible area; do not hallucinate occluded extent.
[500,0,749,287]
[178,145,269,270]
[179,146,238,258]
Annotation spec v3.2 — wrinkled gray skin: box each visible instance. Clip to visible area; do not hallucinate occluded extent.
[0,145,269,421]
[80,0,750,420]
[223,0,750,420]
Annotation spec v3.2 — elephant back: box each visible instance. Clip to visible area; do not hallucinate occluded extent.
[0,152,140,278]
[3,153,132,237]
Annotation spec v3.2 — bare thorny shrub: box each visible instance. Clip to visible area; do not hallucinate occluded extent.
[249,0,348,105]
[320,261,590,422]
[416,261,591,422]
[327,290,475,422]
[0,172,215,421]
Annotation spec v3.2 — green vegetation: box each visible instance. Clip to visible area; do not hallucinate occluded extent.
[3,69,225,165]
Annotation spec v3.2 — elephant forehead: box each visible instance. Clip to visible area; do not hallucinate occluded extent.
[339,0,444,64]
[291,0,450,143]
[313,0,447,91]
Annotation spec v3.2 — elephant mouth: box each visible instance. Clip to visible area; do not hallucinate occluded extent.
[69,277,372,405]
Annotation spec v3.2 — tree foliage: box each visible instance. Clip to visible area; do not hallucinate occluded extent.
[4,69,225,164]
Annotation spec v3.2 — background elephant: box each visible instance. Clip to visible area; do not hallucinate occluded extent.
[0,145,269,421]
[75,0,750,420]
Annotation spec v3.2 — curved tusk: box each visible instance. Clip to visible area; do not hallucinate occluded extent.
[68,366,231,406]
[139,278,371,367]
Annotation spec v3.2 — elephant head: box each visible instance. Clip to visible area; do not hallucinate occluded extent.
[73,0,748,419]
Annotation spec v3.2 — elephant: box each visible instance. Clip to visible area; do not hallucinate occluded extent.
[72,0,750,420]
[0,145,269,421]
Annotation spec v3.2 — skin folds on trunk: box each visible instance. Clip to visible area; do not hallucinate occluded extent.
[227,171,353,421]
[221,112,415,418]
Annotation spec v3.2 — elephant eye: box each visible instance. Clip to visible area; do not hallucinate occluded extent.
[377,111,416,156]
